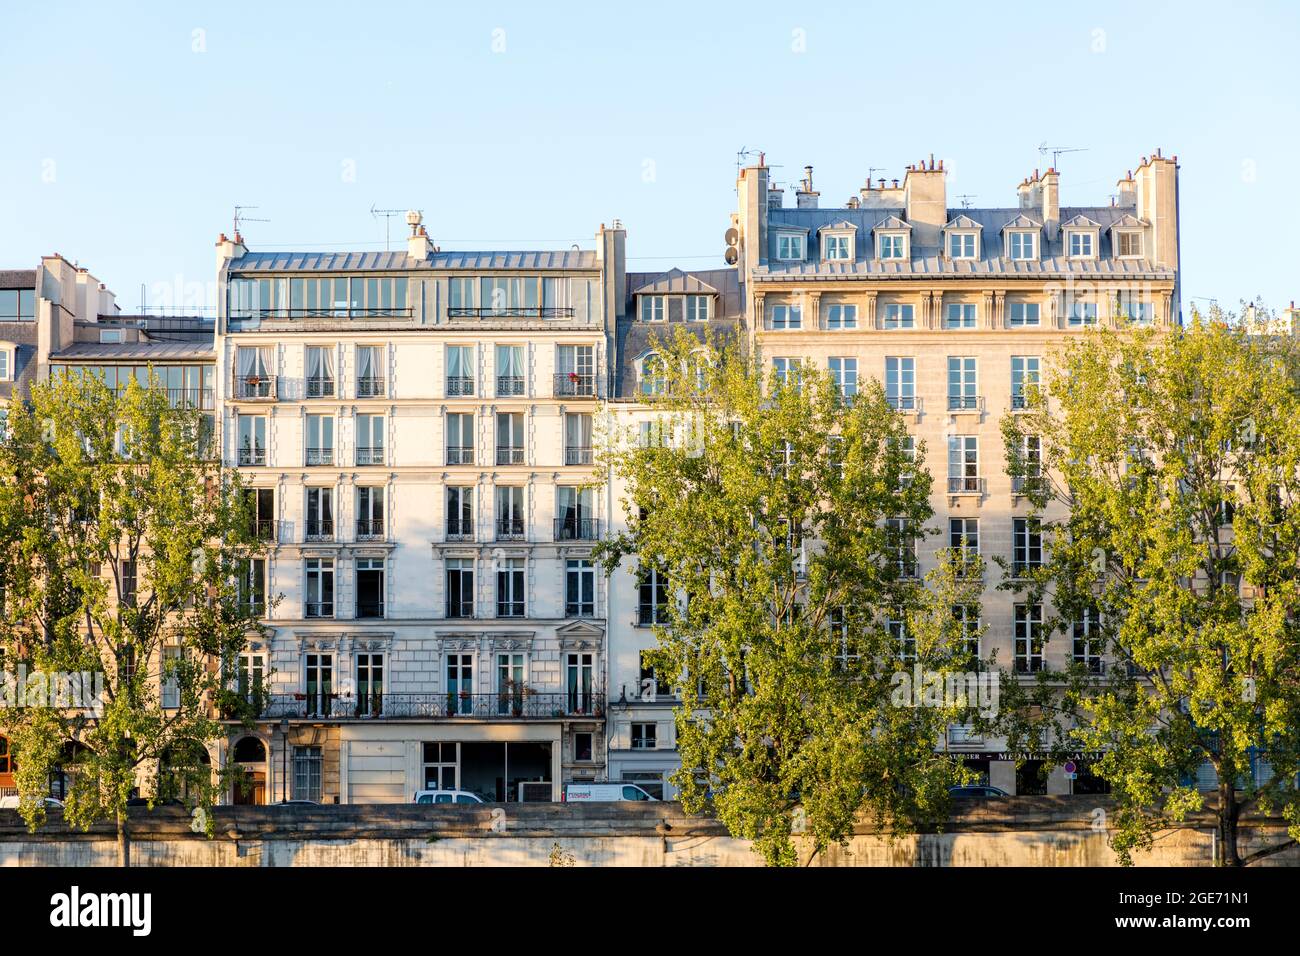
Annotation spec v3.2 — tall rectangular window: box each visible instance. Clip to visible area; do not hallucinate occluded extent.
[565,412,593,465]
[446,412,475,465]
[1015,605,1045,673]
[446,345,475,396]
[445,656,473,715]
[305,346,335,397]
[356,653,384,716]
[497,558,525,618]
[238,558,266,615]
[496,344,525,396]
[637,565,669,625]
[1011,356,1040,409]
[446,486,474,540]
[556,344,595,396]
[1013,518,1042,575]
[356,486,384,539]
[566,559,595,617]
[947,357,978,410]
[305,559,334,618]
[497,653,526,715]
[828,357,857,398]
[236,415,267,466]
[1073,608,1103,673]
[496,412,524,465]
[304,653,333,716]
[495,485,524,539]
[556,486,595,540]
[306,487,334,540]
[355,414,385,465]
[885,357,915,410]
[293,746,323,801]
[446,559,475,618]
[566,652,595,714]
[947,436,979,493]
[355,558,385,619]
[305,414,334,465]
[949,518,980,574]
[885,518,917,578]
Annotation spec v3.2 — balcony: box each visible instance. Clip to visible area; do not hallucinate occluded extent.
[948,476,984,494]
[446,376,475,397]
[356,518,384,540]
[1010,393,1031,411]
[356,377,386,399]
[306,377,335,399]
[496,375,525,397]
[555,517,600,541]
[886,394,917,412]
[948,395,981,412]
[1014,657,1045,674]
[554,372,597,398]
[306,447,334,466]
[356,446,385,466]
[446,598,475,619]
[1074,656,1106,675]
[252,519,282,544]
[304,602,334,619]
[447,307,575,320]
[355,601,385,620]
[637,604,668,626]
[497,600,525,619]
[1012,476,1045,495]
[565,446,593,466]
[446,519,475,542]
[253,691,603,720]
[446,445,474,465]
[237,447,267,466]
[496,446,525,466]
[495,517,525,540]
[306,519,334,541]
[947,724,984,747]
[233,375,277,401]
[235,307,414,322]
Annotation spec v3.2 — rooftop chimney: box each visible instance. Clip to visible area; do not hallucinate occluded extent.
[215,232,247,271]
[903,154,946,253]
[406,210,432,260]
[795,165,819,209]
[1040,168,1059,241]
[1115,171,1137,208]
[768,184,784,209]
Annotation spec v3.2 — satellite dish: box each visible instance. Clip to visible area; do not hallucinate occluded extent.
[724,227,739,246]
[724,247,739,265]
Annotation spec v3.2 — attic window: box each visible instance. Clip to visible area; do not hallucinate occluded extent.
[1067,231,1096,258]
[1116,232,1143,258]
[878,234,907,260]
[100,329,124,344]
[639,296,665,322]
[822,235,851,261]
[776,234,805,261]
[1007,232,1037,261]
[685,295,711,322]
[947,233,977,259]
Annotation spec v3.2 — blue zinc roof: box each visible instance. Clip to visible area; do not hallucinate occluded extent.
[228,249,601,273]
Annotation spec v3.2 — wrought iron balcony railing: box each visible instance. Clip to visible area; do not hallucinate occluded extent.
[233,375,277,400]
[447,307,575,320]
[356,377,386,398]
[554,517,600,541]
[554,372,597,397]
[306,377,335,398]
[250,691,603,720]
[356,518,384,540]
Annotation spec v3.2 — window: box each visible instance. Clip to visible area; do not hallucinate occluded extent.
[947,436,979,493]
[305,346,335,398]
[953,605,980,658]
[825,303,857,330]
[448,277,474,313]
[949,518,980,574]
[776,233,805,260]
[446,412,475,465]
[305,414,334,465]
[304,653,333,716]
[238,558,266,615]
[945,303,976,329]
[828,357,857,398]
[565,412,593,466]
[120,559,138,606]
[1013,435,1043,493]
[1116,232,1143,258]
[822,234,851,260]
[631,723,657,750]
[1012,518,1042,575]
[305,559,334,618]
[1118,292,1152,325]
[234,347,274,398]
[556,486,595,540]
[497,653,526,715]
[1014,605,1045,673]
[566,652,596,714]
[1067,231,1095,258]
[236,415,267,466]
[356,652,383,716]
[446,559,475,618]
[446,345,475,396]
[480,276,541,314]
[356,345,384,398]
[948,233,977,259]
[356,558,385,619]
[0,351,10,380]
[497,558,525,618]
[237,652,265,703]
[292,746,323,801]
[1011,356,1040,410]
[769,303,802,330]
[1068,299,1098,327]
[446,486,474,540]
[890,617,913,662]
[306,487,334,540]
[445,655,474,714]
[556,344,595,396]
[878,234,906,259]
[496,344,525,396]
[355,414,385,465]
[640,353,665,396]
[565,559,595,617]
[881,303,914,330]
[0,288,35,321]
[685,295,710,322]
[1007,231,1036,260]
[574,732,594,762]
[639,650,669,699]
[947,357,978,410]
[885,357,915,410]
[1073,608,1104,673]
[161,646,181,709]
[886,518,918,578]
[493,485,525,540]
[356,486,384,539]
[638,566,669,625]
[772,357,800,388]
[496,412,524,465]
[1008,302,1040,328]
[639,295,665,322]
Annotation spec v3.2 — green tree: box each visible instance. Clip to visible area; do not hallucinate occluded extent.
[1000,309,1300,866]
[0,373,267,866]
[597,328,978,865]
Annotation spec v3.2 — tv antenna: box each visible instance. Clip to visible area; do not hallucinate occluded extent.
[957,194,977,209]
[233,204,269,237]
[1037,143,1088,168]
[371,205,416,251]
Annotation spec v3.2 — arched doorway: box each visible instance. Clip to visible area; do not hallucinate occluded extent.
[159,740,214,803]
[231,736,267,805]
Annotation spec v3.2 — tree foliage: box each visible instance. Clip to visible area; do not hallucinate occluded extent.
[1000,309,1300,865]
[597,328,979,864]
[0,374,267,864]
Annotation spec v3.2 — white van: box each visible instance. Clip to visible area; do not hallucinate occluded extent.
[413,789,488,805]
[0,795,63,810]
[562,783,657,803]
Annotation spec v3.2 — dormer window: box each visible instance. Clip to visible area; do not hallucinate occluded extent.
[1007,232,1037,260]
[639,295,665,322]
[1116,231,1143,258]
[685,295,711,322]
[823,235,851,260]
[1067,231,1095,258]
[948,233,977,259]
[878,234,906,260]
[817,221,857,263]
[776,232,806,261]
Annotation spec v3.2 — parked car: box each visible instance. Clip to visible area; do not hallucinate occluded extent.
[0,795,63,810]
[413,789,489,805]
[562,783,657,803]
[948,785,1009,798]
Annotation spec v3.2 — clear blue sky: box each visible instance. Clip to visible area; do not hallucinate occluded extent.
[2,1,1296,314]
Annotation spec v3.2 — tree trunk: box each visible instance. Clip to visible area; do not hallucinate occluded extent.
[1217,780,1241,867]
[117,809,131,868]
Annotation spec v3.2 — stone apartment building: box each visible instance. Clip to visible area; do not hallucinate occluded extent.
[213,216,625,804]
[601,151,1181,798]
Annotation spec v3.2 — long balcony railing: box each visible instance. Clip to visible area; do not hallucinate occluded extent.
[255,691,604,720]
[447,307,575,320]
